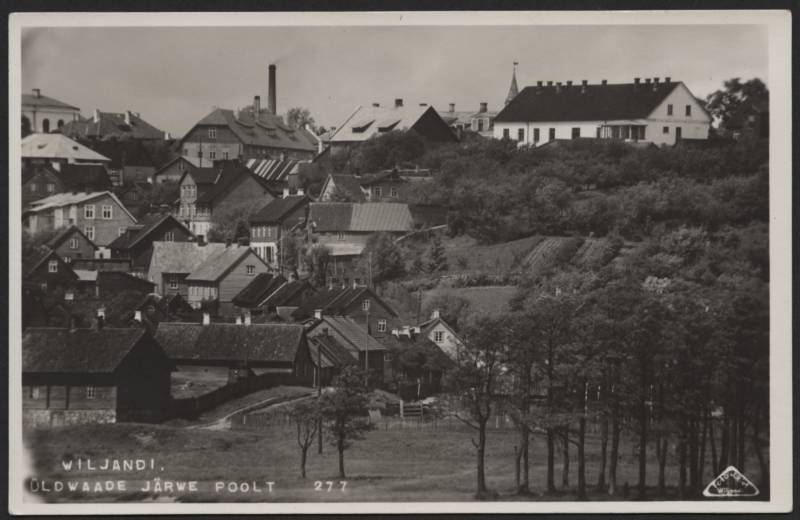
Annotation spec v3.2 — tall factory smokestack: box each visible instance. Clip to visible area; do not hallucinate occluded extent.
[268,64,277,115]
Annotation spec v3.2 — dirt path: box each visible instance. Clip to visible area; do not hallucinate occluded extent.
[191,392,315,430]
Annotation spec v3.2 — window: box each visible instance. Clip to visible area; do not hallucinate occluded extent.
[373,187,382,198]
[533,128,540,142]
[183,148,188,156]
[266,227,272,238]
[377,319,387,332]
[84,204,95,219]
[42,118,50,133]
[116,227,125,237]
[48,259,58,273]
[361,299,371,311]
[64,291,74,301]
[130,191,138,201]
[101,205,113,219]
[209,151,216,159]
[571,127,580,139]
[223,151,229,160]
[337,232,345,241]
[667,104,674,116]
[246,265,256,275]
[86,386,96,399]
[164,232,175,241]
[63,256,71,264]
[29,183,37,192]
[549,128,556,140]
[84,226,95,241]
[502,128,510,139]
[208,128,217,139]
[57,119,64,129]
[662,126,670,134]
[477,119,484,132]
[46,183,55,193]
[31,387,42,399]
[434,331,444,343]
[685,105,692,117]
[69,238,79,249]
[168,278,179,290]
[518,128,525,141]
[390,187,398,198]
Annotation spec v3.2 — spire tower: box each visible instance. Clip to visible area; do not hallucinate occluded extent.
[505,61,519,105]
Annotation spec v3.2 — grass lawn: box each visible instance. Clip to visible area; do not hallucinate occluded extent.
[424,286,519,316]
[21,420,766,503]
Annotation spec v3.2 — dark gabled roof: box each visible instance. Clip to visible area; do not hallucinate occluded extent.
[25,250,78,279]
[22,327,148,373]
[232,273,287,308]
[22,163,60,186]
[249,195,309,225]
[79,139,158,169]
[45,225,98,251]
[154,322,305,363]
[58,163,113,192]
[408,204,448,228]
[97,271,156,291]
[494,81,681,123]
[380,334,456,371]
[185,245,264,283]
[308,333,359,368]
[108,213,191,251]
[308,316,386,352]
[259,280,314,309]
[291,286,397,320]
[22,92,79,110]
[60,111,166,141]
[192,161,276,204]
[326,175,366,201]
[188,108,317,153]
[308,202,415,233]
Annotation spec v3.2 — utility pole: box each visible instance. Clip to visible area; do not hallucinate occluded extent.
[364,299,370,387]
[317,335,323,454]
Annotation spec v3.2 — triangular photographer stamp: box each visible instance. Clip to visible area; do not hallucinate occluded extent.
[702,466,760,497]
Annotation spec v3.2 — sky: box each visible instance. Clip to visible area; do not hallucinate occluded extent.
[21,24,768,137]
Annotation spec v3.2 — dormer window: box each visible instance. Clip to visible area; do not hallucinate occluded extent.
[208,128,217,139]
[352,119,375,133]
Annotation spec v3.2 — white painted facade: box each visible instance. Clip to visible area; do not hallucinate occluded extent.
[493,82,710,147]
[22,105,80,134]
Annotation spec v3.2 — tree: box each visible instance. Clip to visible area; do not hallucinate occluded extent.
[445,315,508,498]
[358,233,406,287]
[705,78,769,131]
[285,107,317,132]
[207,198,265,242]
[286,400,321,478]
[304,245,331,287]
[319,366,374,478]
[277,232,301,276]
[426,234,448,273]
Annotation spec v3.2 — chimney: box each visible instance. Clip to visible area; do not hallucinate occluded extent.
[93,109,100,123]
[555,82,562,93]
[282,187,290,198]
[581,80,588,93]
[665,77,671,84]
[134,310,142,322]
[537,81,543,87]
[653,77,660,84]
[96,314,105,331]
[32,88,41,98]
[372,102,380,107]
[448,103,455,112]
[297,188,305,196]
[235,316,242,325]
[432,308,440,319]
[268,64,277,115]
[237,237,249,247]
[394,98,403,108]
[254,95,261,114]
[314,309,322,320]
[479,102,488,113]
[645,78,651,84]
[244,312,251,326]
[164,131,171,140]
[547,81,553,86]
[566,80,573,87]
[601,79,607,85]
[391,328,400,338]
[634,77,640,91]
[124,111,133,125]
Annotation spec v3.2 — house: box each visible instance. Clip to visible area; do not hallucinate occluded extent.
[94,271,157,299]
[155,321,314,388]
[493,77,711,147]
[184,244,271,313]
[23,191,138,253]
[109,213,194,271]
[22,327,174,427]
[319,169,435,203]
[151,156,213,185]
[71,257,132,273]
[244,157,308,193]
[327,99,457,154]
[44,225,98,265]
[438,102,498,138]
[291,285,399,340]
[174,160,277,239]
[81,139,159,186]
[22,163,63,207]
[21,133,111,169]
[147,240,227,299]
[308,330,359,386]
[248,195,310,268]
[317,174,367,202]
[380,328,455,399]
[59,163,113,192]
[59,109,168,141]
[306,315,387,386]
[417,309,464,361]
[232,273,316,319]
[24,249,80,298]
[21,88,81,135]
[117,181,154,217]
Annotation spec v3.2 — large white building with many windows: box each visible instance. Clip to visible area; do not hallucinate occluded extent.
[493,77,711,147]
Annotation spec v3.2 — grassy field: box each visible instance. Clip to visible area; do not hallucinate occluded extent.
[423,286,519,316]
[22,419,766,503]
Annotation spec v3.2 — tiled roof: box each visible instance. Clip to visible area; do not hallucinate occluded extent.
[259,280,314,309]
[189,108,316,153]
[97,270,156,291]
[494,81,681,123]
[154,322,305,363]
[60,111,166,141]
[308,202,414,233]
[308,334,358,368]
[249,195,309,225]
[59,164,112,191]
[26,250,77,279]
[232,273,287,308]
[323,174,366,201]
[23,327,147,373]
[22,92,79,110]
[329,104,444,143]
[108,214,190,251]
[309,316,386,352]
[80,139,158,169]
[24,191,136,222]
[192,162,276,204]
[185,245,260,283]
[292,286,396,320]
[380,334,456,371]
[408,204,448,228]
[45,225,98,251]
[147,241,227,283]
[21,134,110,163]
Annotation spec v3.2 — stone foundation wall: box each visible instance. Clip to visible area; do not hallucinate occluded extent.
[23,409,116,428]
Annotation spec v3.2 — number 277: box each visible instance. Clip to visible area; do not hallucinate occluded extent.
[314,480,347,492]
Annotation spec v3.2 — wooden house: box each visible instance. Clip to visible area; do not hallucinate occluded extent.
[22,163,64,207]
[306,315,387,386]
[44,225,98,265]
[248,194,309,268]
[22,327,175,427]
[146,241,227,299]
[109,213,194,271]
[308,331,359,386]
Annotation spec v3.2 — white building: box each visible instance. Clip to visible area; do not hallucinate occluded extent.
[22,89,81,134]
[493,77,711,147]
